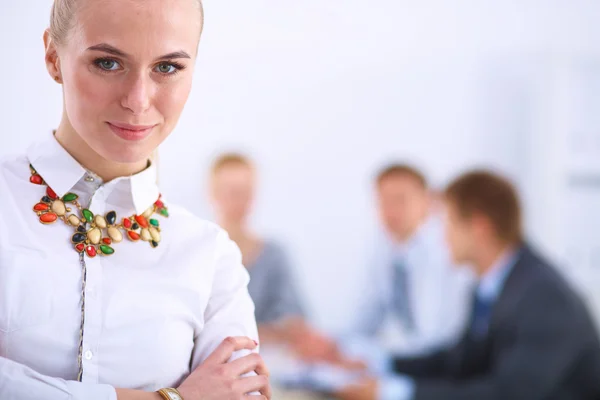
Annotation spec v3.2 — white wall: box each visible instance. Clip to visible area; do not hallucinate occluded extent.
[2,0,599,333]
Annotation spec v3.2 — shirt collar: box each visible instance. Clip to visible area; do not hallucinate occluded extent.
[477,247,520,302]
[27,132,159,215]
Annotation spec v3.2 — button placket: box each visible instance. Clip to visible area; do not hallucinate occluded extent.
[79,192,107,383]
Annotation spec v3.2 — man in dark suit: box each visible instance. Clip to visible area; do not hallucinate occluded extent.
[336,170,600,400]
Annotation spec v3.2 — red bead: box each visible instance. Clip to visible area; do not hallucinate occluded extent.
[154,200,164,209]
[123,218,132,229]
[30,175,43,185]
[86,245,97,258]
[40,213,58,223]
[102,238,112,245]
[128,231,140,241]
[135,215,149,228]
[34,203,49,211]
[46,187,58,200]
[75,243,85,252]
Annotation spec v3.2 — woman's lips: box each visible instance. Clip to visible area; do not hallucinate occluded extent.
[107,122,156,141]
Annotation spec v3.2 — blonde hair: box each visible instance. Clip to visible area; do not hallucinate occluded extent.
[211,153,254,176]
[50,0,204,45]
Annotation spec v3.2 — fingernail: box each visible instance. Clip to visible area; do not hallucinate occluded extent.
[254,340,259,346]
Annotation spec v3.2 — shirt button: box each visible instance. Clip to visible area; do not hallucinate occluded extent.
[84,350,93,360]
[85,175,95,183]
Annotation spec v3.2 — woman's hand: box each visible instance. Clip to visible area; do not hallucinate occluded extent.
[177,336,271,400]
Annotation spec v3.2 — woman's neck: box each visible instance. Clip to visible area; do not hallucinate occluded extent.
[220,221,249,244]
[54,116,148,182]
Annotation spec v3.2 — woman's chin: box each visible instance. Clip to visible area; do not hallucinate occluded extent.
[97,143,154,166]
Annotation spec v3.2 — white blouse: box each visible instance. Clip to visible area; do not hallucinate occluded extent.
[0,134,258,399]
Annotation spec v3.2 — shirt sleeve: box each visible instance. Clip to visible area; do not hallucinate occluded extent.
[189,229,259,369]
[347,236,388,336]
[378,375,415,400]
[0,356,116,400]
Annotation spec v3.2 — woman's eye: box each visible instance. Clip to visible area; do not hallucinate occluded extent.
[156,63,177,74]
[97,59,120,71]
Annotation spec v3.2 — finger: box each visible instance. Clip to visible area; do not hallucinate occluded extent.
[228,353,265,376]
[205,336,258,365]
[252,355,270,378]
[235,375,270,395]
[261,381,272,400]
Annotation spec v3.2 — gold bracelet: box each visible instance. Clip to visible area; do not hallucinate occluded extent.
[156,388,184,400]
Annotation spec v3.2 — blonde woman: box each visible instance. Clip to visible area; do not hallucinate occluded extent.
[209,154,341,363]
[0,1,270,399]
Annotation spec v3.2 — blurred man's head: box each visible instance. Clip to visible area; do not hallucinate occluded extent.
[443,170,522,269]
[209,153,256,225]
[376,164,431,242]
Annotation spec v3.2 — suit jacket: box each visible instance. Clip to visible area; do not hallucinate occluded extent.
[393,244,600,400]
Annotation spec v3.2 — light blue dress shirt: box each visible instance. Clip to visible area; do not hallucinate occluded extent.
[377,247,520,400]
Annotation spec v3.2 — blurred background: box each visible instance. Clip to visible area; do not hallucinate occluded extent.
[2,0,600,345]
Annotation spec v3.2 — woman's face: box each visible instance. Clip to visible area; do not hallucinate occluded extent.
[49,0,202,164]
[211,164,256,223]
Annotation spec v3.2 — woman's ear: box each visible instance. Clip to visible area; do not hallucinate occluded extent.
[43,29,62,84]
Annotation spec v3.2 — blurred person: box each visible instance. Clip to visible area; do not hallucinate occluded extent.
[336,170,600,400]
[345,164,474,357]
[209,153,338,363]
[0,1,272,400]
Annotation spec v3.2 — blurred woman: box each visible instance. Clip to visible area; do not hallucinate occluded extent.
[209,153,337,362]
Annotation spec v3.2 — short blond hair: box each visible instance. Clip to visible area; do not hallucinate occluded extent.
[211,153,254,176]
[49,0,204,45]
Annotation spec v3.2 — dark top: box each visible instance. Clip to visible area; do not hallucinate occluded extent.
[246,241,305,325]
[393,244,600,400]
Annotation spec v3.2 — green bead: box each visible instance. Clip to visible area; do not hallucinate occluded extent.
[82,209,94,222]
[62,193,79,202]
[99,245,115,255]
[149,218,159,227]
[160,208,169,217]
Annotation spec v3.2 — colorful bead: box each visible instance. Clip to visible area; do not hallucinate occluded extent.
[75,243,85,253]
[108,227,123,243]
[123,218,132,229]
[149,226,161,243]
[151,240,159,248]
[77,225,87,233]
[99,245,115,255]
[72,233,86,244]
[142,207,154,219]
[40,213,58,224]
[34,203,49,212]
[127,231,140,241]
[62,193,78,202]
[51,200,67,216]
[155,200,164,209]
[135,215,149,228]
[160,208,169,217]
[106,211,117,225]
[86,245,97,258]
[30,175,43,185]
[87,228,102,245]
[131,223,140,230]
[47,187,58,200]
[149,218,159,227]
[42,196,52,203]
[68,215,81,226]
[140,228,152,242]
[94,215,107,229]
[102,237,112,245]
[82,209,94,223]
